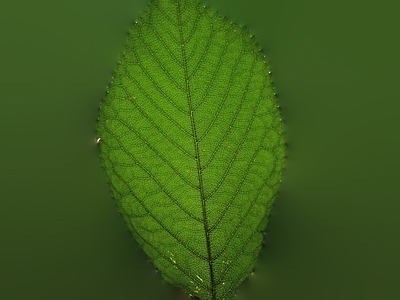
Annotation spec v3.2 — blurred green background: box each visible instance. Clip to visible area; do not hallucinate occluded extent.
[1,0,399,299]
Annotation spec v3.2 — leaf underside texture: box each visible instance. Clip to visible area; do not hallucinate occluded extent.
[97,0,285,299]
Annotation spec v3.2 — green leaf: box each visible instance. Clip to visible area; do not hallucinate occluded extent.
[97,0,285,299]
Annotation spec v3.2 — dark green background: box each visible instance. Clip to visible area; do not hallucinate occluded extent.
[1,0,399,299]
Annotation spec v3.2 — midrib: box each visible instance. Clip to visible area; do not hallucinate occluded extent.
[176,1,216,299]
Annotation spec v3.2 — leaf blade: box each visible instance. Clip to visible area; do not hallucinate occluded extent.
[98,0,285,299]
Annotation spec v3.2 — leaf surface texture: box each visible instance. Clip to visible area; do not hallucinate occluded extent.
[97,0,285,299]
